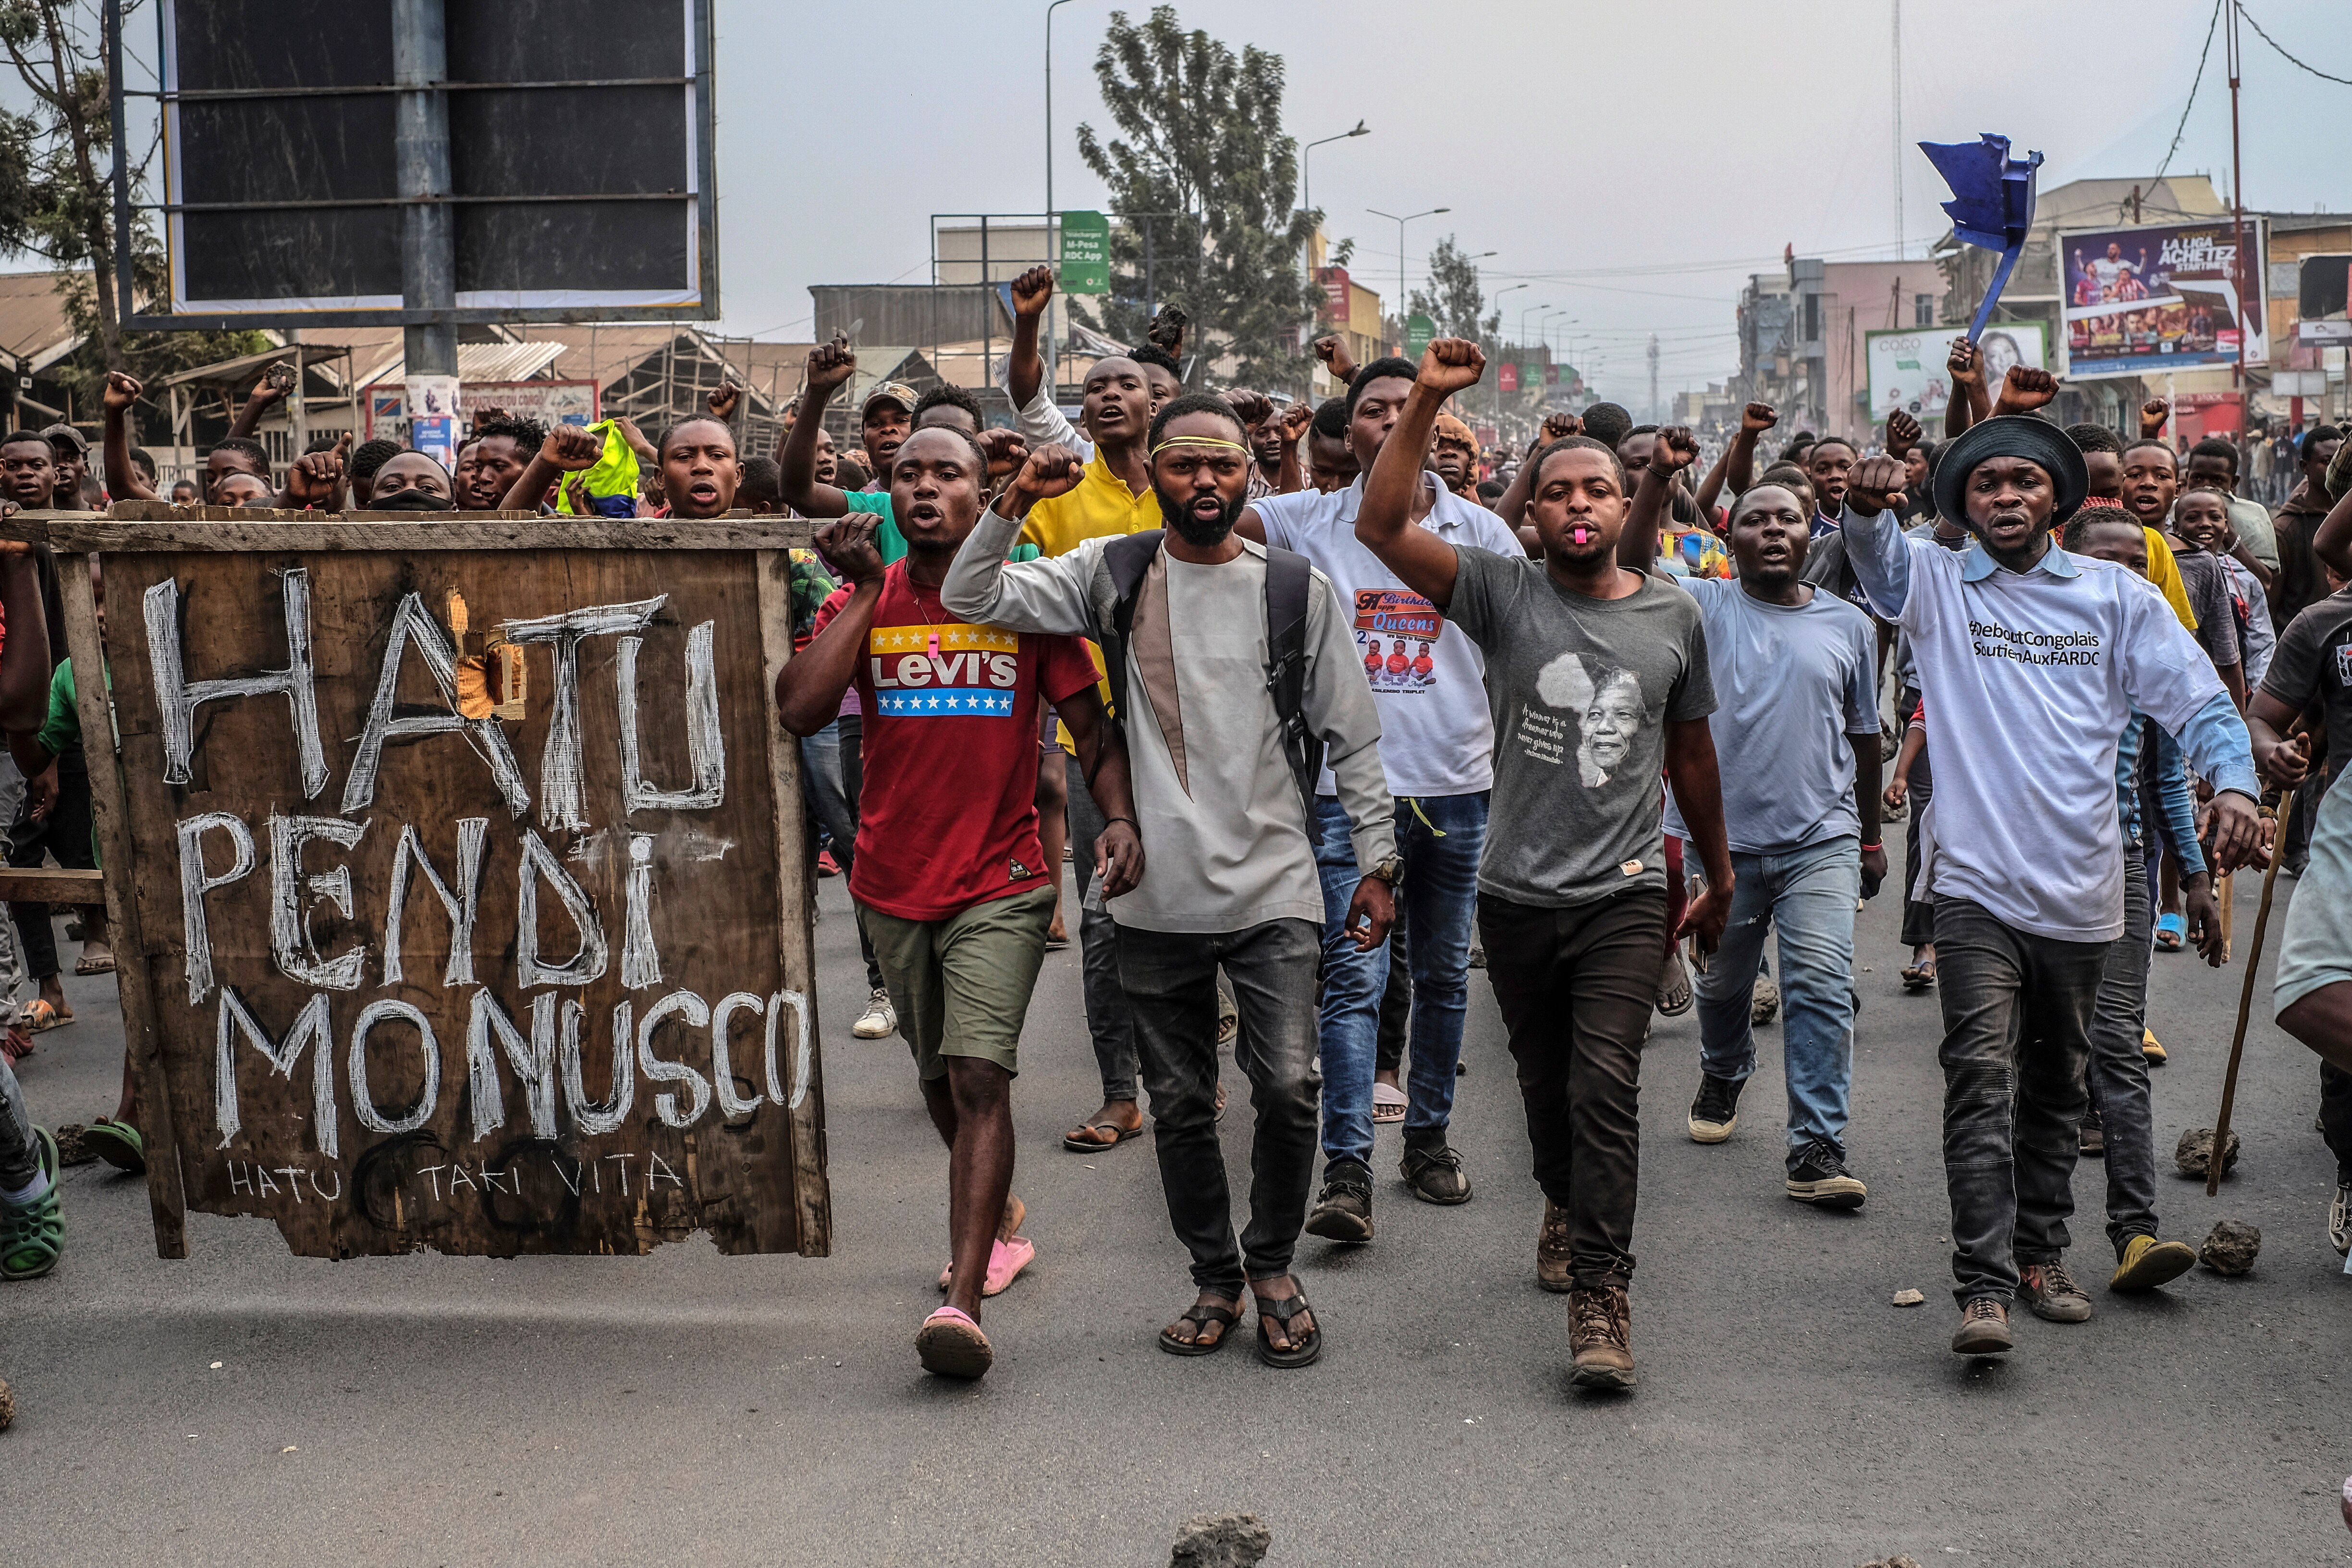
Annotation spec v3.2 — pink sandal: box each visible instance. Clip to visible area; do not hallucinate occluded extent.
[916,1305,993,1379]
[937,1235,1037,1297]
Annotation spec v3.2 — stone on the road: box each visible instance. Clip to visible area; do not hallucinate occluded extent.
[1856,1556,1923,1568]
[2201,1219,2261,1274]
[1171,1513,1271,1567]
[0,1376,13,1431]
[1890,1288,1925,1306]
[2174,1126,2242,1180]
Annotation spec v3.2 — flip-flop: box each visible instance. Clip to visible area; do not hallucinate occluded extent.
[79,1119,144,1175]
[1655,952,1694,1017]
[1062,1119,1142,1152]
[73,954,114,976]
[1253,1283,1322,1369]
[1900,961,1936,992]
[20,1000,62,1033]
[916,1306,993,1379]
[1157,1298,1241,1357]
[1372,1082,1408,1125]
[938,1235,1037,1298]
[2153,913,2185,952]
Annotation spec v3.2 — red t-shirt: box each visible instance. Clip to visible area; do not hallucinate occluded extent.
[814,565,1099,921]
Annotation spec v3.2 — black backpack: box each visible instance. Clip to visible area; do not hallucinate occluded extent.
[1097,529,1322,819]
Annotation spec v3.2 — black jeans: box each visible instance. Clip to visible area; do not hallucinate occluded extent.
[1896,686,1936,950]
[1375,923,1409,1075]
[7,754,94,981]
[1065,752,1140,1103]
[1478,889,1666,1289]
[1933,898,2113,1304]
[1119,918,1322,1294]
[2319,1062,2352,1186]
[833,713,883,993]
[2077,852,2160,1257]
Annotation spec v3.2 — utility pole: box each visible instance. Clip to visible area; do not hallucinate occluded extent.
[1648,334,1661,424]
[392,0,454,421]
[2225,0,2249,397]
[1044,0,1074,401]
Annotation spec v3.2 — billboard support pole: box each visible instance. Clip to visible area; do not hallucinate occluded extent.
[393,0,456,385]
[2227,0,2248,397]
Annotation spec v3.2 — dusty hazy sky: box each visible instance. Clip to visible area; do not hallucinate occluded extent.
[714,0,2347,407]
[24,0,2349,410]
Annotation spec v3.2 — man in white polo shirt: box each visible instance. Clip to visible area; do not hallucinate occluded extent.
[1238,356,1524,1239]
[1840,416,2264,1361]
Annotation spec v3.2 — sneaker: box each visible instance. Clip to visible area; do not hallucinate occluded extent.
[2330,1182,2352,1258]
[1784,1139,1867,1208]
[851,988,897,1041]
[2109,1234,2196,1292]
[2079,1107,2106,1159]
[0,1127,62,1282]
[1687,1073,1743,1143]
[1304,1160,1374,1243]
[1950,1296,2013,1356]
[2141,1029,2166,1066]
[1536,1197,1572,1293]
[1568,1284,1635,1391]
[1751,974,1781,1026]
[1400,1145,1471,1205]
[2018,1257,2093,1323]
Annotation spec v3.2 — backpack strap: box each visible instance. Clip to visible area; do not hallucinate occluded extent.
[1098,529,1164,747]
[1261,543,1323,821]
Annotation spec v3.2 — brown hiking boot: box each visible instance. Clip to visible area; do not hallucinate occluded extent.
[1536,1198,1572,1293]
[1568,1284,1635,1391]
[1950,1296,2013,1356]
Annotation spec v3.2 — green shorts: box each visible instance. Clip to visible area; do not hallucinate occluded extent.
[856,884,1055,1080]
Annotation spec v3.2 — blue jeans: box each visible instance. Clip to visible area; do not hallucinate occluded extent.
[1694,835,1861,1167]
[1311,791,1487,1172]
[799,721,882,992]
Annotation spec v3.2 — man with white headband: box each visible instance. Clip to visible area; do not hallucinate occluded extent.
[944,392,1397,1372]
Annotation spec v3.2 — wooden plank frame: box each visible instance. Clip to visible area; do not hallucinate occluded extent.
[12,513,830,1261]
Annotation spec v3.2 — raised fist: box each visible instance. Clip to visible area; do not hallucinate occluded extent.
[1993,365,2058,416]
[1011,265,1054,318]
[976,427,1029,480]
[283,432,350,507]
[1222,389,1274,429]
[1846,454,1909,516]
[1278,400,1314,444]
[1313,334,1357,385]
[814,513,885,587]
[1885,408,1923,456]
[2139,397,2170,438]
[806,335,857,397]
[1541,412,1581,444]
[541,423,605,473]
[1006,441,1086,514]
[1417,337,1485,397]
[1651,425,1700,477]
[102,370,142,413]
[707,380,741,421]
[1741,402,1778,434]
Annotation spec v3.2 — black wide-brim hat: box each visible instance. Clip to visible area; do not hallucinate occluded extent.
[1931,415,2089,531]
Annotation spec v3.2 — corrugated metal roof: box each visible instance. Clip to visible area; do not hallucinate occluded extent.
[0,270,83,368]
[351,340,568,388]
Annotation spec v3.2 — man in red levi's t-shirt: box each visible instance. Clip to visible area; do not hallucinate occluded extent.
[779,426,1142,1382]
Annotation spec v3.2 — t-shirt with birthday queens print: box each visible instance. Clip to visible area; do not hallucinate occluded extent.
[1251,473,1524,796]
[1444,549,1715,907]
[814,563,1100,922]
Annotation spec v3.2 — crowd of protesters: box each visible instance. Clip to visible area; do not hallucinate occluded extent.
[0,298,2347,1398]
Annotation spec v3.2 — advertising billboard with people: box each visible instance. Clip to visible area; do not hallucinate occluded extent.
[2057,218,2267,379]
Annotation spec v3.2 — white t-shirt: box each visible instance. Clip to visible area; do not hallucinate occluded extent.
[1252,474,1523,797]
[1842,508,2253,942]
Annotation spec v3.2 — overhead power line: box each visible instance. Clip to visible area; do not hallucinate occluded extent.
[2239,2,2352,86]
[2154,0,2222,182]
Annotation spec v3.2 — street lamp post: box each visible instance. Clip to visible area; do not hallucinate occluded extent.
[1300,122,1369,367]
[1492,283,1528,432]
[1367,205,1447,348]
[1043,0,1076,398]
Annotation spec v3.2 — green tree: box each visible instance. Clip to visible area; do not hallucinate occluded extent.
[1408,236,1498,346]
[0,1,264,406]
[1076,6,1320,391]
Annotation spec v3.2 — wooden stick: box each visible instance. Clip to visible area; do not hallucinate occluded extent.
[2209,793,2296,1198]
[2217,869,2234,961]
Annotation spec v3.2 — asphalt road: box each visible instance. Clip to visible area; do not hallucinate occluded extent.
[7,865,2350,1568]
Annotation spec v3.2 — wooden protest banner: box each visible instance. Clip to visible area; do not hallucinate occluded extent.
[10,512,829,1261]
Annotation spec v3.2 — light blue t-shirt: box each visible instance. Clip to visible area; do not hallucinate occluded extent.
[1663,576,1880,856]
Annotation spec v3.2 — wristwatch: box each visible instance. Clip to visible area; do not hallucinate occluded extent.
[1367,855,1405,887]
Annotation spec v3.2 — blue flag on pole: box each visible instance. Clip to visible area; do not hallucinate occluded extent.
[1919,133,2043,342]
